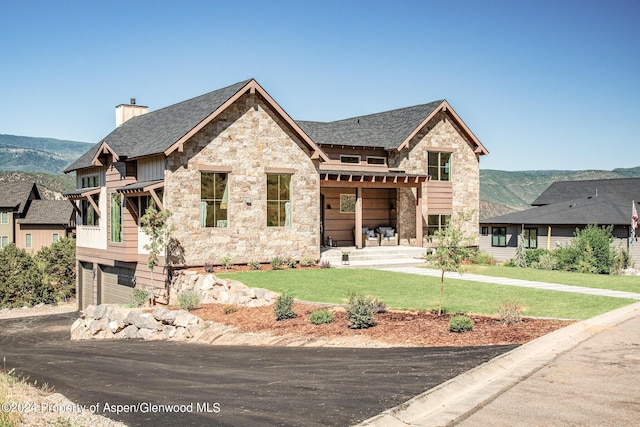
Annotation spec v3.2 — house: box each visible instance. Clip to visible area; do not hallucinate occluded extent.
[480,177,640,265]
[0,181,75,252]
[64,78,488,309]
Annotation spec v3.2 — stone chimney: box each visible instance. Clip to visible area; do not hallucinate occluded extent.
[115,98,148,127]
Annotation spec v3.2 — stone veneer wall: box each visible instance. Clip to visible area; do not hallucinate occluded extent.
[389,111,481,245]
[165,92,320,265]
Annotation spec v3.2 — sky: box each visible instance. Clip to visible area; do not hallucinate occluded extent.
[1,0,638,171]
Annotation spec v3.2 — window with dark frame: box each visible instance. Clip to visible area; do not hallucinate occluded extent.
[110,193,122,242]
[481,226,489,235]
[267,174,292,227]
[523,228,538,249]
[426,214,451,236]
[81,194,99,226]
[201,172,229,228]
[492,227,507,247]
[427,152,451,181]
[340,155,360,164]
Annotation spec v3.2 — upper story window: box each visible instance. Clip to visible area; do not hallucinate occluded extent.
[366,156,386,165]
[81,195,99,226]
[81,175,100,188]
[428,152,451,181]
[201,172,229,228]
[110,193,122,242]
[267,174,291,227]
[340,155,361,164]
[0,211,8,224]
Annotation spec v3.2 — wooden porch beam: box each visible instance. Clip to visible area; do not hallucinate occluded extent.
[415,185,423,247]
[355,187,363,249]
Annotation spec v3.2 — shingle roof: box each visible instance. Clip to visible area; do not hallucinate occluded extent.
[481,193,634,226]
[532,177,640,206]
[17,200,74,225]
[0,181,38,212]
[297,101,443,149]
[65,79,253,172]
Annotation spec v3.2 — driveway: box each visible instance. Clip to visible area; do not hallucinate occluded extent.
[0,313,516,426]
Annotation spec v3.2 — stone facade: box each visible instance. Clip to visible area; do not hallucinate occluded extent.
[390,111,480,245]
[165,93,321,265]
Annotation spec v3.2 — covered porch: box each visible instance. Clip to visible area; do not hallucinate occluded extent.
[320,171,429,249]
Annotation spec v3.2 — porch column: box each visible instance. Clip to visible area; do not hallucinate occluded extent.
[355,187,363,249]
[415,186,423,247]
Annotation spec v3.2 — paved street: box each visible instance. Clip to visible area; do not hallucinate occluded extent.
[0,313,515,426]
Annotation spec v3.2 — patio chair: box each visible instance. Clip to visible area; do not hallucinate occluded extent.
[377,226,399,246]
[360,227,380,247]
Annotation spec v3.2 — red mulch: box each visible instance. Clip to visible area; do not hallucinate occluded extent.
[192,302,573,347]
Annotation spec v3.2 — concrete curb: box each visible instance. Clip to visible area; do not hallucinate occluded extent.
[356,300,640,427]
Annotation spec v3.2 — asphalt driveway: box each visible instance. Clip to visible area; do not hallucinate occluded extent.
[0,313,516,426]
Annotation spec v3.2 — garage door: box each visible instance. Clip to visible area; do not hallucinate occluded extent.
[100,265,135,305]
[80,262,94,310]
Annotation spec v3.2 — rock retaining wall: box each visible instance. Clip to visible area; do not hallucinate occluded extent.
[169,270,279,307]
[70,304,204,341]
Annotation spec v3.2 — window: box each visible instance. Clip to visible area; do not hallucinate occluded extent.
[0,236,8,248]
[523,228,537,249]
[267,174,291,227]
[201,173,229,228]
[492,227,507,247]
[340,155,360,164]
[110,193,122,242]
[340,194,356,213]
[481,226,489,236]
[427,214,451,236]
[366,156,386,165]
[25,234,32,249]
[0,212,7,224]
[81,194,99,226]
[81,175,100,188]
[52,233,59,243]
[428,152,451,181]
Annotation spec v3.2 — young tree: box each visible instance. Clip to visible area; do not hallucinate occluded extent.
[427,212,474,316]
[36,237,76,302]
[140,203,173,301]
[0,244,53,308]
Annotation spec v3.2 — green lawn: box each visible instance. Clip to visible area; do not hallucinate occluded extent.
[464,265,640,293]
[218,269,635,320]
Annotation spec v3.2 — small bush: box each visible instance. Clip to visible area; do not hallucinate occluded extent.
[286,258,297,269]
[320,260,332,269]
[177,290,201,311]
[525,249,549,266]
[219,255,234,271]
[274,292,296,321]
[309,309,334,325]
[371,297,387,313]
[537,253,558,270]
[449,315,474,333]
[611,249,632,275]
[471,250,497,265]
[499,301,523,324]
[270,256,284,270]
[346,293,376,329]
[223,305,237,315]
[248,260,262,270]
[130,287,152,307]
[300,256,317,267]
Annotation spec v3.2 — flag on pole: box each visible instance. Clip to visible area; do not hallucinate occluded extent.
[631,200,638,248]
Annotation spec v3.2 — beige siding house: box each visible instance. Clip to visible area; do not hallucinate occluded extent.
[65,78,488,309]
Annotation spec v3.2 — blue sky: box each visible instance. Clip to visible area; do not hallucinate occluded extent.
[1,0,638,171]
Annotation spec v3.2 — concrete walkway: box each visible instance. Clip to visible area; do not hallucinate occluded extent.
[377,266,640,300]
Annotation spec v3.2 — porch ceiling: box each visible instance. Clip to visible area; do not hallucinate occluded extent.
[320,170,429,188]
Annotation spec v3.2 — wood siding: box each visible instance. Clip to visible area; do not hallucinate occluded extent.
[137,156,164,181]
[426,181,453,214]
[105,162,139,261]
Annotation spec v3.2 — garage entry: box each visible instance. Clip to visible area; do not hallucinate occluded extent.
[99,265,136,305]
[79,262,94,310]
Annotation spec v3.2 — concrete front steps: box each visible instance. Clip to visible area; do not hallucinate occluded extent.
[320,245,427,268]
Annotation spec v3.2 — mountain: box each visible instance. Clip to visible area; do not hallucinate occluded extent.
[479,167,640,219]
[0,134,92,174]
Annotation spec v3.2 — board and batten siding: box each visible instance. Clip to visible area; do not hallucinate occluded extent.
[137,155,165,182]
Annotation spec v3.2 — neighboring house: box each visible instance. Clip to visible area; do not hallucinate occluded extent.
[0,181,75,252]
[64,78,488,309]
[480,177,640,264]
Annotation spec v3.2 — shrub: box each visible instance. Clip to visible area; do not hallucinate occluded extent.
[449,315,474,332]
[248,260,262,271]
[498,301,523,324]
[346,293,376,329]
[286,258,297,269]
[223,305,237,315]
[130,287,152,307]
[371,297,387,313]
[611,249,632,275]
[471,250,497,265]
[537,252,557,270]
[177,290,201,311]
[320,260,332,269]
[309,309,334,325]
[0,244,53,308]
[525,248,549,266]
[35,237,76,302]
[300,256,317,267]
[274,292,296,321]
[219,255,234,271]
[270,256,284,270]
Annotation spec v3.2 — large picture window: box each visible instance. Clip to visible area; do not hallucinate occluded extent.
[110,193,122,242]
[523,228,537,249]
[201,173,229,228]
[427,214,451,236]
[492,227,507,247]
[267,174,291,227]
[428,152,451,181]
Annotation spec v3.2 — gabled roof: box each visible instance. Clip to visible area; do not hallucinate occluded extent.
[65,79,328,173]
[532,177,640,206]
[481,193,634,226]
[16,200,75,226]
[0,181,39,213]
[297,100,488,155]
